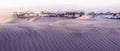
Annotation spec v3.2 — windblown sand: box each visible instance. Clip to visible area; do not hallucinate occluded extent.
[0,16,120,51]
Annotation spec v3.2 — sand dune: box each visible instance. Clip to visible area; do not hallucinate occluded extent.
[0,16,120,51]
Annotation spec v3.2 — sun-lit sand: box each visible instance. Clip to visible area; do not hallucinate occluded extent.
[76,16,92,20]
[0,15,120,51]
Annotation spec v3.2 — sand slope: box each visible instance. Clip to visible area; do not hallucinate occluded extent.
[0,16,27,24]
[0,16,120,51]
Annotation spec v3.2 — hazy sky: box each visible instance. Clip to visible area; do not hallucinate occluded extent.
[0,0,120,8]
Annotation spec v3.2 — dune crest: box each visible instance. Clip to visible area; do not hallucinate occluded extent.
[76,16,92,20]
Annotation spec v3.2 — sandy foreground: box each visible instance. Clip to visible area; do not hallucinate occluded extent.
[0,16,120,51]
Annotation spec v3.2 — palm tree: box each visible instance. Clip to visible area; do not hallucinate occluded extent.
[13,12,27,18]
[72,12,76,18]
[89,12,96,18]
[65,12,76,18]
[79,11,85,17]
[58,13,65,17]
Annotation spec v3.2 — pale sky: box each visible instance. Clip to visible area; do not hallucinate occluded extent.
[0,0,120,8]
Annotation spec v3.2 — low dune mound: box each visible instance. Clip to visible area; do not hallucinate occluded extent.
[76,16,92,20]
[52,20,77,25]
[0,16,27,24]
[29,16,68,23]
[27,17,37,22]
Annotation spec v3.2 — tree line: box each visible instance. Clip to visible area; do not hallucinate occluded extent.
[13,11,85,19]
[13,11,120,19]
